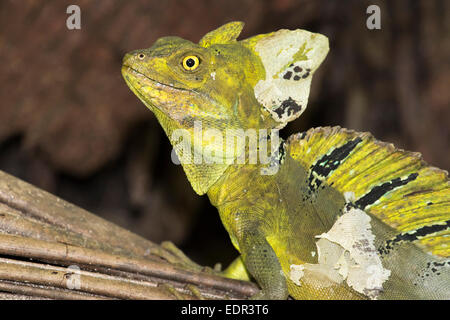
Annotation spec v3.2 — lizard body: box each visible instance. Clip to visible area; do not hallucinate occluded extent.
[122,22,450,299]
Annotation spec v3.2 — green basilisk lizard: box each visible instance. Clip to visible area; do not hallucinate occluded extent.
[121,22,450,299]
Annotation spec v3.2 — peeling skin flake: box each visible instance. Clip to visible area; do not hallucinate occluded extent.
[290,207,391,300]
[289,264,305,286]
[344,191,355,203]
[316,207,391,299]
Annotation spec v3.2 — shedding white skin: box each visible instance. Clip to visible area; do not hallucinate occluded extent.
[344,191,356,203]
[317,207,391,299]
[289,206,391,299]
[289,264,305,286]
[253,29,328,126]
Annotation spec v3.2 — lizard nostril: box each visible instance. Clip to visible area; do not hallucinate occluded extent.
[122,53,133,65]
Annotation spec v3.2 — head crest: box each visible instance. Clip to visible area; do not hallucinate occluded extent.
[199,21,244,47]
[243,29,329,127]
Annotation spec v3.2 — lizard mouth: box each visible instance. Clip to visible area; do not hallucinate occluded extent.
[122,65,225,118]
[121,65,190,93]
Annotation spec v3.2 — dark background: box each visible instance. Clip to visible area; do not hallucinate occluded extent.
[0,0,448,267]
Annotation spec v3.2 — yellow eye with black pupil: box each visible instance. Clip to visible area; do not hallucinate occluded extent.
[182,55,200,71]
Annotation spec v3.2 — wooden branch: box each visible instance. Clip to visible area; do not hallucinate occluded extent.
[0,170,258,299]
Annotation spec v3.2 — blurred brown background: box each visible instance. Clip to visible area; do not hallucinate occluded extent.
[0,0,449,266]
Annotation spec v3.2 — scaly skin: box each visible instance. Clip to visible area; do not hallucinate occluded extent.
[122,22,450,299]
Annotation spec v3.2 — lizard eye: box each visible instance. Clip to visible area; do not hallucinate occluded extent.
[137,53,145,60]
[182,55,200,71]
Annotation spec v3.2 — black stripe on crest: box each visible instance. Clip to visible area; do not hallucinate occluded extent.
[354,173,419,209]
[308,137,362,192]
[379,220,450,255]
[393,220,450,242]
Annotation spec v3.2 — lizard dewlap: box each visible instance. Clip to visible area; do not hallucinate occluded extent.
[122,22,450,300]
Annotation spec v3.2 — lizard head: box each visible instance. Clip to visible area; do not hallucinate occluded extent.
[122,22,329,194]
[121,22,273,134]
